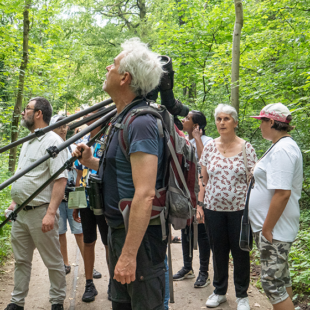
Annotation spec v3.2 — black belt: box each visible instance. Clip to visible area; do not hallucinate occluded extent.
[22,203,48,211]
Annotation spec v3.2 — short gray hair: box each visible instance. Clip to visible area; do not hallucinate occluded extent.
[214,104,238,122]
[119,38,164,97]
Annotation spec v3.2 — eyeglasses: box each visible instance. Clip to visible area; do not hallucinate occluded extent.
[22,107,35,113]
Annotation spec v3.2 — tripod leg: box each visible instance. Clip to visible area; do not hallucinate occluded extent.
[168,224,174,303]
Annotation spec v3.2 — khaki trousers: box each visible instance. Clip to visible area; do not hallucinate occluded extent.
[10,205,66,307]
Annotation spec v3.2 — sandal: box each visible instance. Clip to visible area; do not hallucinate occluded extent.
[64,264,71,275]
[172,236,181,243]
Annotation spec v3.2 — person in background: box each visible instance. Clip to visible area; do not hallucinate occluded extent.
[249,103,303,310]
[173,111,212,288]
[73,107,111,303]
[51,115,84,275]
[199,104,257,310]
[5,97,68,310]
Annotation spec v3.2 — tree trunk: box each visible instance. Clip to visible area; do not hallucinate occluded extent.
[8,0,31,173]
[231,0,243,116]
[137,0,146,20]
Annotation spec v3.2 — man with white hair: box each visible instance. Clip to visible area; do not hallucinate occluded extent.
[72,38,167,310]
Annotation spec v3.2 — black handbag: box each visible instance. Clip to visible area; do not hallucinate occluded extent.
[239,178,254,251]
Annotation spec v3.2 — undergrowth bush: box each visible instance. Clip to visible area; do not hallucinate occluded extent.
[0,155,13,264]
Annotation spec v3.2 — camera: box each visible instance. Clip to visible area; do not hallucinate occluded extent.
[146,56,189,128]
[87,174,104,215]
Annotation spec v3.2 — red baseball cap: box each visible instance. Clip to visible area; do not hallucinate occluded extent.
[250,103,291,123]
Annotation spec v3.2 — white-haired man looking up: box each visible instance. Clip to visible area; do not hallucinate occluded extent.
[72,38,167,310]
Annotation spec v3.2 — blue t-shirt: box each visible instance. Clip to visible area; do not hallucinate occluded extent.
[103,101,165,228]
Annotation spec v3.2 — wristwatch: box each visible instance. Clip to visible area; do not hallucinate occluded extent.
[197,201,205,208]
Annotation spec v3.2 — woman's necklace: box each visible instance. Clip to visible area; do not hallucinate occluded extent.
[221,136,237,154]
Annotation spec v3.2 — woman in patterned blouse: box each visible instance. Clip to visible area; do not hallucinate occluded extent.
[198,104,257,310]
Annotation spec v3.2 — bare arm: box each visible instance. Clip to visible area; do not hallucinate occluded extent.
[114,151,158,285]
[8,201,17,211]
[197,165,208,223]
[76,169,82,187]
[262,189,291,242]
[42,177,67,233]
[192,127,204,160]
[72,143,99,171]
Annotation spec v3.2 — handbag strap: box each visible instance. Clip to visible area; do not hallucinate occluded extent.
[242,141,249,183]
[243,136,291,224]
[242,178,253,224]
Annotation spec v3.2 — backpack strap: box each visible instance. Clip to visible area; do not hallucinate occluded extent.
[117,107,167,162]
[167,139,192,201]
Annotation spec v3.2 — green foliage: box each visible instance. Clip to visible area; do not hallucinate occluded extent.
[0,0,310,294]
[0,154,12,263]
[289,209,310,293]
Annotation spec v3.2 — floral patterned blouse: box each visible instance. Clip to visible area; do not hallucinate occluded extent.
[200,140,257,212]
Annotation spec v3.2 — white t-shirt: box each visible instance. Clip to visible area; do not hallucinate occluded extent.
[249,137,303,242]
[189,135,212,160]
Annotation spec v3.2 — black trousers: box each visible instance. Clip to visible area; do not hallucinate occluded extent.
[182,223,210,276]
[204,209,250,298]
[108,225,167,310]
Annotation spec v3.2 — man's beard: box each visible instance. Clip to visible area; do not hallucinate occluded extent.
[21,114,34,130]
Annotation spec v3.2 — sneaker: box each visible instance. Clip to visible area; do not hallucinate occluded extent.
[173,267,195,281]
[4,304,24,310]
[51,305,64,310]
[206,293,227,308]
[194,271,211,288]
[236,297,250,310]
[93,268,102,279]
[82,281,98,302]
[107,278,111,301]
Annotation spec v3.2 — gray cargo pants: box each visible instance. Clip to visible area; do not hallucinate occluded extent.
[10,205,66,307]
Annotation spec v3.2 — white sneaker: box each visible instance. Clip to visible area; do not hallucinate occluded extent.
[236,297,250,310]
[206,293,227,308]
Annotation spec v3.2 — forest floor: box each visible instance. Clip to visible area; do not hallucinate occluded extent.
[0,230,273,310]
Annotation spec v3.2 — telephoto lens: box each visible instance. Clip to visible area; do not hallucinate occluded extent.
[159,56,189,118]
[88,174,104,215]
[145,55,189,123]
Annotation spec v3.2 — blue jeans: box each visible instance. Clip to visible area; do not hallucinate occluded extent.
[164,255,169,310]
[58,201,83,235]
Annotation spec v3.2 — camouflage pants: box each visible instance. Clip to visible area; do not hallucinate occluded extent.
[253,231,292,305]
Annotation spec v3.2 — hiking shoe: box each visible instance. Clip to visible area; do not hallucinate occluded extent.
[194,271,211,288]
[64,264,71,275]
[4,304,24,310]
[206,293,227,308]
[236,297,250,310]
[82,281,98,302]
[93,268,102,279]
[107,278,111,301]
[51,304,64,310]
[173,267,195,281]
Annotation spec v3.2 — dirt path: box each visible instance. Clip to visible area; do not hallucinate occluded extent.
[0,230,272,310]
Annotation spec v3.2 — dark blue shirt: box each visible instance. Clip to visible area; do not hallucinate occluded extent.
[103,101,165,228]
